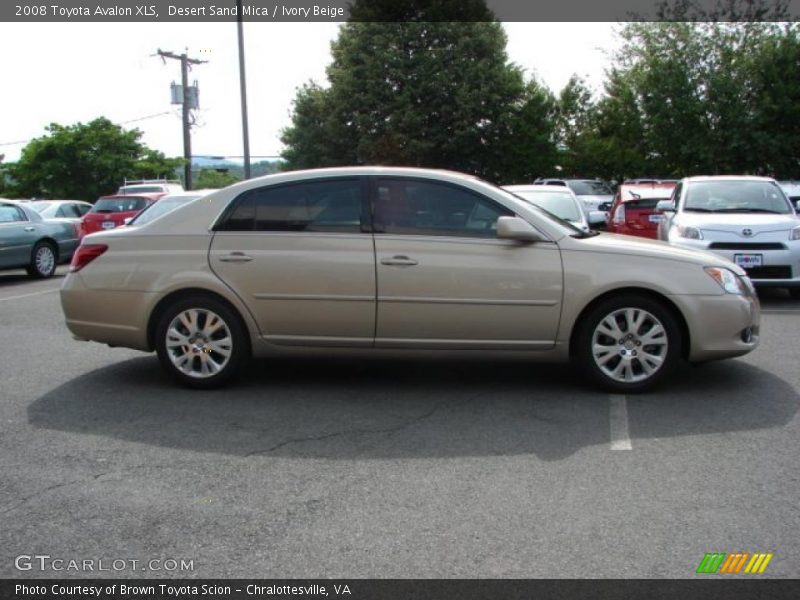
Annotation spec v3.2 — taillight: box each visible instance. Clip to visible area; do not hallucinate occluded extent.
[69,244,108,272]
[613,204,626,224]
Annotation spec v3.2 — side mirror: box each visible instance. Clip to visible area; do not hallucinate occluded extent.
[588,210,608,225]
[496,216,545,242]
[656,200,675,213]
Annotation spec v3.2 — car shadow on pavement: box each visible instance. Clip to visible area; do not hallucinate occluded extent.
[28,354,799,462]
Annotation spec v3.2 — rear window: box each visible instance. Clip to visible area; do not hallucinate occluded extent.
[567,181,614,195]
[91,197,149,213]
[28,202,53,213]
[119,185,164,194]
[621,198,661,210]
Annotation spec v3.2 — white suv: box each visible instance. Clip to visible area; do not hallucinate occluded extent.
[658,176,800,298]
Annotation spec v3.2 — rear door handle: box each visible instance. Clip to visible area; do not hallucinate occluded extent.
[381,255,418,266]
[219,252,253,263]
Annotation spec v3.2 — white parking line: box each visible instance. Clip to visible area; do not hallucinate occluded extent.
[0,288,59,302]
[609,394,632,451]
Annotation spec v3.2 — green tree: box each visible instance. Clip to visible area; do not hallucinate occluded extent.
[281,0,557,182]
[585,20,800,179]
[195,169,240,189]
[8,118,183,201]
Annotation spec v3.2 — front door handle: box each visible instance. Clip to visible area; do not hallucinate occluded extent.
[381,255,418,267]
[219,252,253,263]
[24,226,35,232]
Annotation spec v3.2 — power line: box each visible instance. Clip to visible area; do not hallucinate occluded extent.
[0,111,177,148]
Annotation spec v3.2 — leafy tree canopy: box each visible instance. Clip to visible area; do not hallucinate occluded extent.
[7,118,183,201]
[281,0,558,183]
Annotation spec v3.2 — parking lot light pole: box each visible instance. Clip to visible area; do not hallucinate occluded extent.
[237,0,252,180]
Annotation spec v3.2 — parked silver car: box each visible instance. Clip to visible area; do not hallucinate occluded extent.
[657,176,800,297]
[503,184,603,231]
[0,200,81,277]
[28,200,92,222]
[61,167,760,392]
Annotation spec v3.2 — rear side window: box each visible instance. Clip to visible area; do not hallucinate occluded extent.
[218,179,364,233]
[0,205,26,223]
[374,178,513,238]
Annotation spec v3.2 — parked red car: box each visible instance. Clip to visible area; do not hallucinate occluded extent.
[607,182,677,239]
[80,193,164,238]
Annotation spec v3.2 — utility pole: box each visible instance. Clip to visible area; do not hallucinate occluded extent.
[236,0,252,179]
[157,49,207,190]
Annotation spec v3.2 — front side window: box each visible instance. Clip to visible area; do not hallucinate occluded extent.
[374,179,513,238]
[219,179,364,233]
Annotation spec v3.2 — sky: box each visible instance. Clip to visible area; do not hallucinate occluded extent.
[0,22,619,163]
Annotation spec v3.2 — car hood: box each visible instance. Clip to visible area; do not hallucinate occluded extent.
[572,232,745,272]
[675,212,800,233]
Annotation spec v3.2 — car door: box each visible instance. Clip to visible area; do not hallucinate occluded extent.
[209,177,377,347]
[0,204,38,268]
[371,177,563,349]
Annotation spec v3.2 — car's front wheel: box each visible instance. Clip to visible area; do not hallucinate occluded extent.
[27,241,57,278]
[155,296,248,389]
[575,295,681,393]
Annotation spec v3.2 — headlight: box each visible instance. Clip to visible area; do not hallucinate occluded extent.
[677,225,703,240]
[790,226,800,241]
[705,267,749,295]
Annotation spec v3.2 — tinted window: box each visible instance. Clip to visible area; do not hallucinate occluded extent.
[0,205,26,223]
[76,203,91,216]
[56,204,81,218]
[374,179,513,238]
[91,197,149,213]
[220,179,363,233]
[567,181,614,195]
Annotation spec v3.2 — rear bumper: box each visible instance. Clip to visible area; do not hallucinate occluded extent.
[60,272,154,351]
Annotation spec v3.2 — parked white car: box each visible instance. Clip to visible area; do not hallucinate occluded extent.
[503,184,603,231]
[657,176,800,297]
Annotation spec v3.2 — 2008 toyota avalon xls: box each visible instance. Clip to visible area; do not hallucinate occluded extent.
[60,167,760,392]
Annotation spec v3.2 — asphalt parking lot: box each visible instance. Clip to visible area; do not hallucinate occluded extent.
[1,266,798,579]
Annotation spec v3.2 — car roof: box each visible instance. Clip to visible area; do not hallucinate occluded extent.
[98,193,163,200]
[505,184,576,194]
[684,175,777,183]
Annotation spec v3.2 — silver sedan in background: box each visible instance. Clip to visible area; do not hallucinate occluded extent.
[0,200,81,277]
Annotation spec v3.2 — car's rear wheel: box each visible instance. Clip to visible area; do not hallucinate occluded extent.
[155,296,248,389]
[787,287,800,300]
[27,241,57,278]
[575,295,681,393]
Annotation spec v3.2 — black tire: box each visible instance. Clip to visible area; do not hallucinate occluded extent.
[575,294,682,393]
[788,287,800,300]
[154,295,249,389]
[26,241,57,278]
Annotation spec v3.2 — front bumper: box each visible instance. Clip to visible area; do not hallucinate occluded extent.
[673,290,760,362]
[669,238,800,287]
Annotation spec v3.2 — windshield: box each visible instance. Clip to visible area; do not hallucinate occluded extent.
[119,185,164,194]
[567,181,614,196]
[130,196,198,225]
[511,191,583,222]
[91,197,148,213]
[683,181,792,214]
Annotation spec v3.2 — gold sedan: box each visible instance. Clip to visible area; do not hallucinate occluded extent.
[60,167,760,392]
